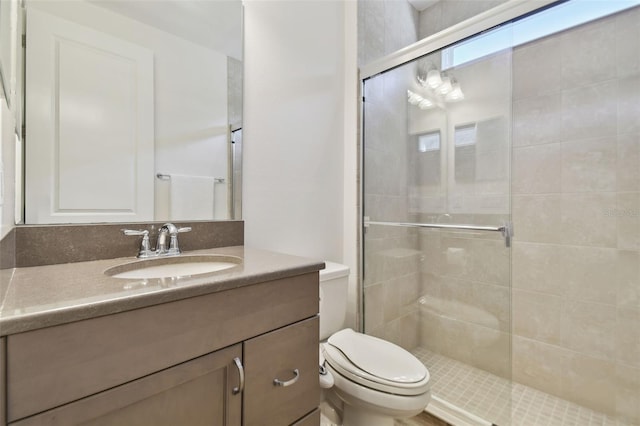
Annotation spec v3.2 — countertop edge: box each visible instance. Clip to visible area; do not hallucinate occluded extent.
[0,249,325,336]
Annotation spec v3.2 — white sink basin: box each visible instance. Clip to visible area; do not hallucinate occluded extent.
[105,254,242,279]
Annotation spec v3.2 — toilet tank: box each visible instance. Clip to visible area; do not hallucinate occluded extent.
[319,261,350,340]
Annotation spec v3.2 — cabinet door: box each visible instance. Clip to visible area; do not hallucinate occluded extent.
[1,337,5,426]
[11,344,242,426]
[244,317,319,426]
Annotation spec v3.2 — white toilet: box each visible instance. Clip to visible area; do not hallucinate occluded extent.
[319,262,431,426]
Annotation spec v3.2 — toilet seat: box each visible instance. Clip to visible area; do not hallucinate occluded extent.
[323,329,430,396]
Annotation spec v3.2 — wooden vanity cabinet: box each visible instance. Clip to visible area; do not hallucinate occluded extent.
[4,272,320,426]
[1,338,5,426]
[11,344,243,426]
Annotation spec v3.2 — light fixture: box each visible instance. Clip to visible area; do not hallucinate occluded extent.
[445,80,464,101]
[409,70,465,109]
[408,90,435,109]
[418,99,434,109]
[407,90,422,105]
[425,69,443,89]
[436,76,452,95]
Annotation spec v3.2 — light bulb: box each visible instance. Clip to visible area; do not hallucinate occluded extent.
[445,82,464,101]
[437,77,452,95]
[418,99,434,109]
[425,70,443,89]
[407,90,422,105]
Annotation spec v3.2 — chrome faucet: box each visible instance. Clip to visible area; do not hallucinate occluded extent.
[123,223,192,258]
[156,223,192,256]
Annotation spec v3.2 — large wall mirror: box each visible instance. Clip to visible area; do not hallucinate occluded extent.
[0,0,15,108]
[20,0,243,224]
[0,4,7,105]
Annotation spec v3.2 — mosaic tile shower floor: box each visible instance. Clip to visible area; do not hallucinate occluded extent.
[412,347,634,426]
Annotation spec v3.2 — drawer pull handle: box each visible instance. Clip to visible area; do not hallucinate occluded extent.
[232,357,244,395]
[273,369,300,387]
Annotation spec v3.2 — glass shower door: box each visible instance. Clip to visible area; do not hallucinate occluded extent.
[362,41,513,425]
[362,2,640,425]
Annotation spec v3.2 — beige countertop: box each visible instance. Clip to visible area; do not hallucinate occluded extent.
[0,246,324,336]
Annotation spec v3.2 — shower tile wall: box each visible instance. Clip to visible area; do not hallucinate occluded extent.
[358,0,419,67]
[417,0,508,39]
[360,0,422,348]
[511,9,640,423]
[417,231,512,378]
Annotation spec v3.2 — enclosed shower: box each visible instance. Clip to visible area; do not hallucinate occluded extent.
[360,1,640,425]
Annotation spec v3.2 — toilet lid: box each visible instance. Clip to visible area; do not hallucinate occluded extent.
[326,329,428,385]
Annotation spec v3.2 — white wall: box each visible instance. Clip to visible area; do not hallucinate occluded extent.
[342,1,360,329]
[244,0,347,261]
[244,0,359,326]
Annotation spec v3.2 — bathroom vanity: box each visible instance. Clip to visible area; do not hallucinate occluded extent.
[0,246,323,426]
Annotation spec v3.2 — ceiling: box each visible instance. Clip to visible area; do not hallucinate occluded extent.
[90,0,243,60]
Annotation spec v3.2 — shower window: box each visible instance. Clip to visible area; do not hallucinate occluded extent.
[418,131,440,153]
[442,0,639,69]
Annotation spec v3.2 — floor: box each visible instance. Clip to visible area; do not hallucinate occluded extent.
[396,412,452,426]
[412,347,632,426]
[321,408,450,426]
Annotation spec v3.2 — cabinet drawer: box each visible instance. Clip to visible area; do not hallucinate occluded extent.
[11,344,242,426]
[7,273,318,422]
[244,316,319,426]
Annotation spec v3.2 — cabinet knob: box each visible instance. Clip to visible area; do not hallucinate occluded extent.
[273,369,300,387]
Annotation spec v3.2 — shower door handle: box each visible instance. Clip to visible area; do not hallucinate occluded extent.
[364,220,514,247]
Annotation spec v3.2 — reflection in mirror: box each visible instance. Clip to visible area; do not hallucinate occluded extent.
[0,0,12,107]
[454,119,508,183]
[415,131,441,186]
[409,129,443,216]
[407,48,511,218]
[444,51,511,217]
[476,117,507,182]
[22,0,242,224]
[453,124,475,183]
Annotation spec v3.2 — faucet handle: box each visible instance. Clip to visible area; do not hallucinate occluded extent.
[122,229,153,258]
[123,229,148,237]
[166,226,191,255]
[159,223,191,235]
